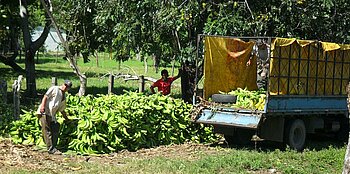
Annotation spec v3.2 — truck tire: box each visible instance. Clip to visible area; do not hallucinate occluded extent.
[336,117,349,142]
[212,94,237,103]
[224,129,254,145]
[284,119,306,151]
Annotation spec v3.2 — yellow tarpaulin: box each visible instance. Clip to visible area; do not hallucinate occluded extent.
[322,42,341,51]
[341,44,350,50]
[203,36,258,99]
[269,38,350,95]
[273,38,296,47]
[271,38,315,49]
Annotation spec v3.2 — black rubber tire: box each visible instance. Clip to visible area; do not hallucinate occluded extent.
[284,119,306,151]
[336,117,349,142]
[224,129,254,145]
[211,94,237,103]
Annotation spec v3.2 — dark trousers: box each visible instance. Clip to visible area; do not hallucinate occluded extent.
[40,114,60,151]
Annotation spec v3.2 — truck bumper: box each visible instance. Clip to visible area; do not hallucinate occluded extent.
[193,108,262,129]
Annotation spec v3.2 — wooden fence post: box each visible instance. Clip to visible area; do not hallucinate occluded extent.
[12,75,23,120]
[52,77,57,86]
[108,73,114,94]
[0,80,7,104]
[139,75,145,93]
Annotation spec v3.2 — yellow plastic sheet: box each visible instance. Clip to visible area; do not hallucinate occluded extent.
[341,44,350,50]
[269,38,350,95]
[203,36,258,99]
[271,38,315,48]
[322,42,341,51]
[273,38,296,47]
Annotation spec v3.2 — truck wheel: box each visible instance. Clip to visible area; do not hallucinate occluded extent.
[211,94,237,103]
[284,119,306,151]
[336,117,349,142]
[224,135,235,145]
[224,129,254,145]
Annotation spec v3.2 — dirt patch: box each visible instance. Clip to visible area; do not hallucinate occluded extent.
[0,138,228,173]
[0,139,82,172]
[112,142,227,160]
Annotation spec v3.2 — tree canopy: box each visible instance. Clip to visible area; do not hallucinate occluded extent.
[50,0,350,65]
[1,0,349,98]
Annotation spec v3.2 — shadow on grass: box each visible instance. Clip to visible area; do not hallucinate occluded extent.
[36,69,76,80]
[0,67,78,81]
[32,86,139,102]
[209,133,346,152]
[14,55,66,65]
[1,62,103,82]
[1,66,135,93]
[0,67,23,79]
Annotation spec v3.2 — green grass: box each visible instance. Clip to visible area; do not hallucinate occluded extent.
[134,148,343,174]
[0,53,182,102]
[2,145,346,174]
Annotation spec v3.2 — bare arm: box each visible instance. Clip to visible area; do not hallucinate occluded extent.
[40,95,48,113]
[61,110,69,121]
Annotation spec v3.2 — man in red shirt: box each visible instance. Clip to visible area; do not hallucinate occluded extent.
[150,69,181,95]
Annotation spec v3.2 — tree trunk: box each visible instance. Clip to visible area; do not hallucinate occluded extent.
[109,45,112,60]
[136,47,141,61]
[25,50,36,97]
[342,83,350,173]
[78,75,87,96]
[171,55,176,76]
[153,54,159,73]
[40,0,87,96]
[144,56,148,74]
[20,0,51,97]
[0,55,24,72]
[181,62,197,103]
[96,50,99,67]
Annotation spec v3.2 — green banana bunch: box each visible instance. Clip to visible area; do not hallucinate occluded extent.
[228,88,266,110]
[5,92,217,155]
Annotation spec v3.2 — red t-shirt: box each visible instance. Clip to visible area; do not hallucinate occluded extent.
[152,77,176,95]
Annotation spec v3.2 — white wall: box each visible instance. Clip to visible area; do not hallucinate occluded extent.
[32,27,66,52]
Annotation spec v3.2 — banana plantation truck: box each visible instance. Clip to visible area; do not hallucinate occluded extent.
[192,35,350,151]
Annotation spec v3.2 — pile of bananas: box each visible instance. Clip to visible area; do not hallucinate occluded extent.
[226,88,266,111]
[7,91,217,154]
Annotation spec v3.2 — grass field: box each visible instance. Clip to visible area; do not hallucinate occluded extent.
[0,53,348,173]
[0,53,182,102]
[0,139,346,174]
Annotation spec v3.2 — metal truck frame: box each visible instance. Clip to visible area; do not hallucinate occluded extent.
[192,35,350,151]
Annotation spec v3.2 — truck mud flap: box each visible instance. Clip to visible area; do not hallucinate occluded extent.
[193,108,262,129]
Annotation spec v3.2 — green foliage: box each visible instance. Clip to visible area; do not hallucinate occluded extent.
[2,0,347,75]
[0,0,47,49]
[52,0,99,59]
[2,0,350,68]
[0,103,14,136]
[247,0,350,43]
[7,92,217,154]
[203,1,252,36]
